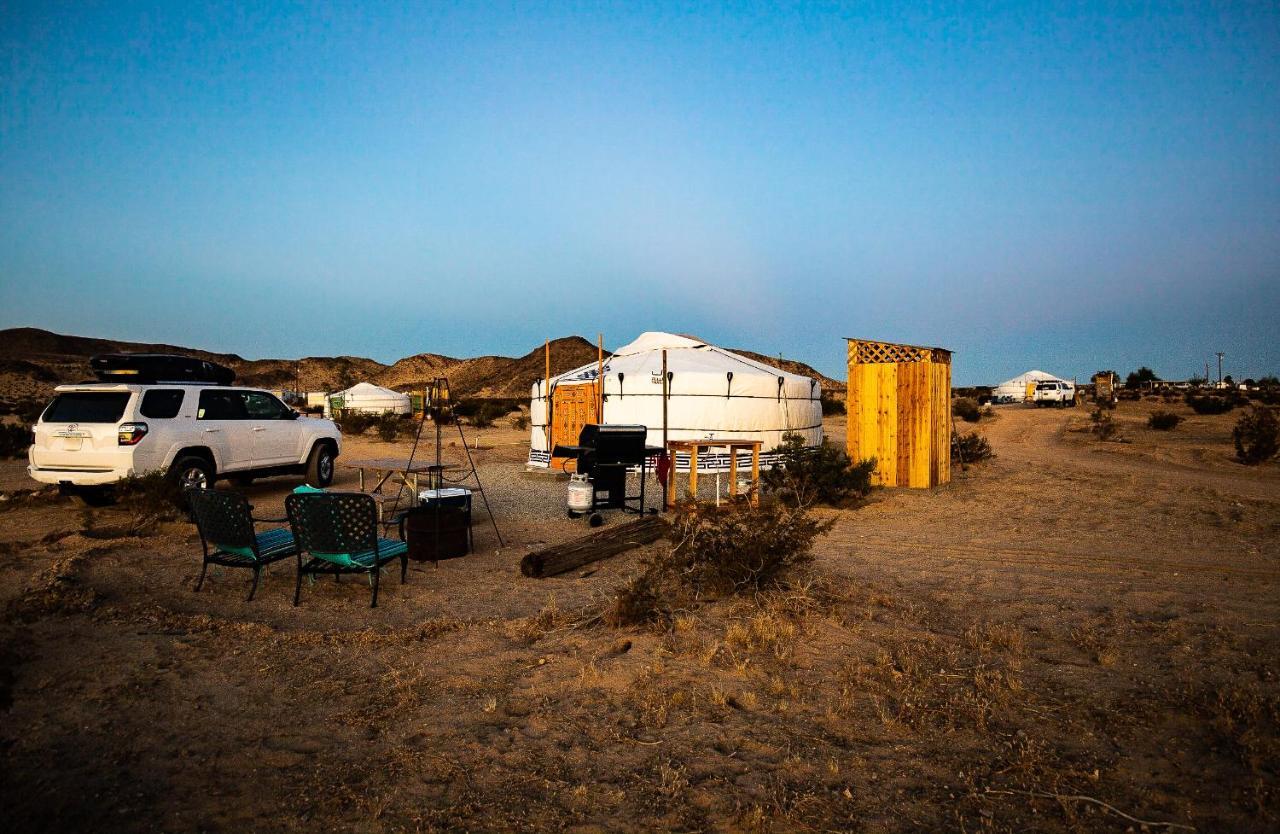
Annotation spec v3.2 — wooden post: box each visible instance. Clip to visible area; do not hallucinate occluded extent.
[688,445,698,502]
[545,340,552,456]
[750,444,760,507]
[661,349,669,508]
[729,445,738,500]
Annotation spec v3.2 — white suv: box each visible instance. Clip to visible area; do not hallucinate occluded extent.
[1032,381,1077,407]
[28,382,342,505]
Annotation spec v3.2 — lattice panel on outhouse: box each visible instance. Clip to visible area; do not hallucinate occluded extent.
[852,340,931,364]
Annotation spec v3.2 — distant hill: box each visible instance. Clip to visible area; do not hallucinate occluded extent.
[0,327,842,405]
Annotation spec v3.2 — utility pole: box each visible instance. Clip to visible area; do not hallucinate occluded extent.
[1216,352,1225,386]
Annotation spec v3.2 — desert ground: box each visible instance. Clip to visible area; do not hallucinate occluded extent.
[1,401,1277,833]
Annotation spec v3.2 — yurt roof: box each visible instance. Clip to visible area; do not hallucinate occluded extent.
[335,382,408,399]
[550,331,814,387]
[995,370,1069,388]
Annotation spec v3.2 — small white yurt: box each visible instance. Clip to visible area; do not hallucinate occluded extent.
[329,382,411,415]
[991,370,1070,403]
[528,332,822,472]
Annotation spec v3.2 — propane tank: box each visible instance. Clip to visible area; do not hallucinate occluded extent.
[566,474,593,515]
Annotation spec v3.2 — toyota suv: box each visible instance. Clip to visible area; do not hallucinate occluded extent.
[28,382,342,505]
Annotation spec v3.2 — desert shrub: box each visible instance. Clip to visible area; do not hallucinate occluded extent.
[1091,408,1120,441]
[1147,410,1182,431]
[375,412,404,442]
[1186,393,1235,415]
[820,395,846,416]
[510,414,531,431]
[1232,406,1279,465]
[605,504,832,627]
[468,401,506,429]
[951,431,993,463]
[335,411,376,435]
[114,470,184,517]
[762,433,875,507]
[952,397,981,423]
[0,422,31,459]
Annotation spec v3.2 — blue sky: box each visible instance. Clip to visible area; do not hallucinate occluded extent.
[2,1,1277,385]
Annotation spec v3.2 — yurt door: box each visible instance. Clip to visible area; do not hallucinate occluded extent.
[549,382,600,473]
[1024,381,1036,402]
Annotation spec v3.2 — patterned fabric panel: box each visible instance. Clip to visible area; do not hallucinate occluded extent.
[312,538,408,569]
[214,526,295,561]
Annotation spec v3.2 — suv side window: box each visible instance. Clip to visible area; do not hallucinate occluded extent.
[243,392,290,420]
[140,389,185,419]
[198,390,248,420]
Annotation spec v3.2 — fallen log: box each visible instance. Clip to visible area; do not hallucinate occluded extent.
[521,516,668,578]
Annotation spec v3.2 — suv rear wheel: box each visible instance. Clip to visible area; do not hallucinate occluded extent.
[170,455,215,493]
[306,442,335,487]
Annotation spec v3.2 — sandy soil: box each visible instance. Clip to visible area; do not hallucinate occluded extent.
[1,401,1277,833]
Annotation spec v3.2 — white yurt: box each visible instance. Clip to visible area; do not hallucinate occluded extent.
[528,332,823,472]
[991,370,1071,403]
[329,382,411,415]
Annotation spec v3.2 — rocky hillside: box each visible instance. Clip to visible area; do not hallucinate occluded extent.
[0,327,841,405]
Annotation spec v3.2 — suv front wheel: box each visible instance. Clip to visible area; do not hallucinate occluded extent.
[306,442,335,488]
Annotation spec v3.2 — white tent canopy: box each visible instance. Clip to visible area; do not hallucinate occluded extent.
[528,331,823,472]
[329,382,411,415]
[992,370,1073,403]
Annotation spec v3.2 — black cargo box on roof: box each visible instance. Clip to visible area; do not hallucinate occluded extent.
[90,353,236,385]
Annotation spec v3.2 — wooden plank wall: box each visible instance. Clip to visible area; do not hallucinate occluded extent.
[846,340,951,488]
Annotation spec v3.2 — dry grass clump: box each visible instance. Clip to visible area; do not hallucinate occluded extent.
[606,504,831,628]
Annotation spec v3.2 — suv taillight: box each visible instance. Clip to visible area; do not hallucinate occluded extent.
[118,422,149,446]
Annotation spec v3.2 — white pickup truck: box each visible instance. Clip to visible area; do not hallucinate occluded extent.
[1032,380,1077,407]
[28,382,342,504]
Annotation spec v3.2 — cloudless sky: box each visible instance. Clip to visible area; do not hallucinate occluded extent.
[2,1,1277,384]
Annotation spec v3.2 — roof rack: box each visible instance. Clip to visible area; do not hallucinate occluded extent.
[90,353,236,385]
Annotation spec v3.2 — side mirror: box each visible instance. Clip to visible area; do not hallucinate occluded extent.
[287,409,300,420]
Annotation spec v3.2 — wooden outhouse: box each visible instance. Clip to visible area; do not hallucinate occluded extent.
[846,338,953,488]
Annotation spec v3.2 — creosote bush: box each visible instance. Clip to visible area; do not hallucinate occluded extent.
[468,402,506,429]
[1232,406,1279,465]
[820,395,846,416]
[375,412,406,442]
[0,422,30,459]
[510,414,531,431]
[1091,408,1120,441]
[762,433,875,508]
[114,470,185,518]
[1147,410,1182,431]
[951,431,993,463]
[335,411,376,435]
[1186,393,1235,415]
[952,397,981,423]
[606,503,832,627]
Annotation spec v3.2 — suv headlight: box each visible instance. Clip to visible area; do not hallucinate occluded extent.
[118,422,149,446]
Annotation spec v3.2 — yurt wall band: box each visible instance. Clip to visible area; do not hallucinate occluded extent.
[846,338,952,489]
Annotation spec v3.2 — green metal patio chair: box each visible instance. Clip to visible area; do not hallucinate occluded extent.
[284,491,408,608]
[186,487,298,601]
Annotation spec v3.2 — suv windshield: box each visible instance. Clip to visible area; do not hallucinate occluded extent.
[42,392,132,423]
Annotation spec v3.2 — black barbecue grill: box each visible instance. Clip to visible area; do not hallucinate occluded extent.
[553,424,664,519]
